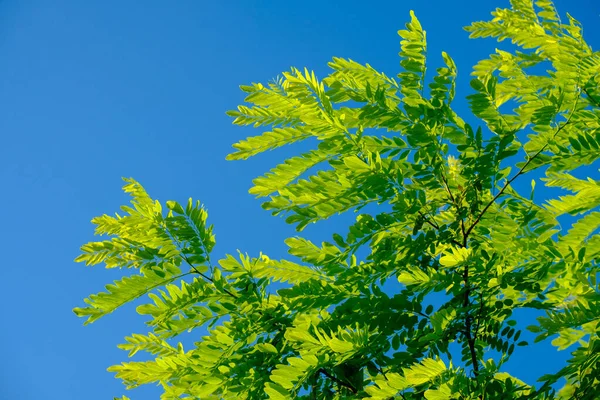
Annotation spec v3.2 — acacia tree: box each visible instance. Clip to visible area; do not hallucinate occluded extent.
[74,1,600,399]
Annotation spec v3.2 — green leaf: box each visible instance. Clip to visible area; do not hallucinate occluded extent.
[343,155,371,172]
[256,343,279,354]
[425,384,454,400]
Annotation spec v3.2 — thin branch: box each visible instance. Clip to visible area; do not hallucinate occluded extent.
[473,293,486,343]
[582,87,600,108]
[184,212,215,275]
[318,368,357,394]
[375,364,388,381]
[162,222,242,301]
[440,172,457,204]
[462,263,479,377]
[418,211,463,247]
[310,371,318,400]
[179,252,240,300]
[418,210,440,230]
[441,169,469,247]
[412,309,430,319]
[464,108,577,240]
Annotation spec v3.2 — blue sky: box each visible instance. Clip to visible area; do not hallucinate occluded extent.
[1,1,598,399]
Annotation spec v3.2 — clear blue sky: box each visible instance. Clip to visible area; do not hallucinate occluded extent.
[1,1,598,399]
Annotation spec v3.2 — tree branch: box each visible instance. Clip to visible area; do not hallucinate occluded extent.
[418,210,440,230]
[318,368,357,394]
[462,263,479,377]
[418,211,463,247]
[180,252,240,300]
[582,87,600,108]
[473,293,485,343]
[440,171,457,204]
[162,222,241,301]
[464,110,576,240]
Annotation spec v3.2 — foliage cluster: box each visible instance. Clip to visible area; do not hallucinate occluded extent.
[75,0,600,398]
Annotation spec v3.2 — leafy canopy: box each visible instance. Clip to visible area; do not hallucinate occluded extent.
[75,1,600,398]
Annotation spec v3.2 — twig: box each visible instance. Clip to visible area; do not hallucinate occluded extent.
[180,252,240,300]
[464,107,577,240]
[412,309,430,319]
[318,368,357,394]
[463,263,479,377]
[472,293,485,343]
[418,211,463,247]
[582,87,600,108]
[162,222,243,301]
[440,172,457,204]
[418,211,440,230]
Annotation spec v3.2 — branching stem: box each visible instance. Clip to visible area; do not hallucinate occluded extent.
[464,108,576,240]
